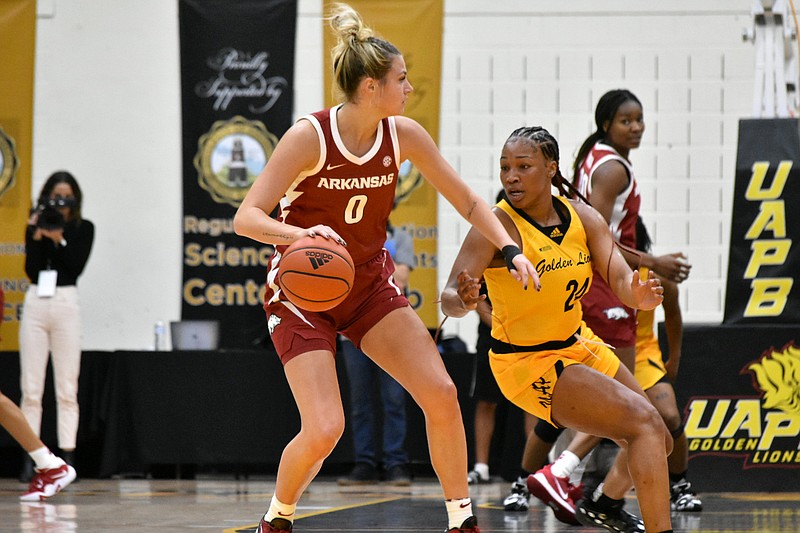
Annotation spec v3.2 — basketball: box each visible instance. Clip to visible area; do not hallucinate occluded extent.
[278,236,355,312]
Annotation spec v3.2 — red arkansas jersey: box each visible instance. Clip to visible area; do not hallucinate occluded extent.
[575,141,641,346]
[575,141,640,249]
[265,105,400,305]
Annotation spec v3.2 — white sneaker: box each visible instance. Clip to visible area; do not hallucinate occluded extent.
[503,479,530,511]
[671,479,703,512]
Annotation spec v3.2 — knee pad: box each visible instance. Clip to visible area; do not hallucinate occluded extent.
[534,418,565,443]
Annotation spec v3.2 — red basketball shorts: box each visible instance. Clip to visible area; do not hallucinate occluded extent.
[265,249,410,364]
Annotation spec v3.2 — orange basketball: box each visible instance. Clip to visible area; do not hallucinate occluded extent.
[278,236,355,312]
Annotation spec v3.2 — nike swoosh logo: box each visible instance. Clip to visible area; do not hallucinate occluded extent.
[277,511,292,516]
[459,501,471,508]
[326,163,347,170]
[554,480,569,501]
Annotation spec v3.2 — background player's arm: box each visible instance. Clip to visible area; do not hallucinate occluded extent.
[590,161,690,283]
[575,201,662,311]
[660,277,683,382]
[476,297,493,327]
[391,229,414,292]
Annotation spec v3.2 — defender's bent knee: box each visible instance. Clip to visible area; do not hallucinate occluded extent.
[303,417,345,458]
[416,378,459,421]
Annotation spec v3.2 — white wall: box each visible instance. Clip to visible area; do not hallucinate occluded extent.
[32,0,754,350]
[436,0,754,348]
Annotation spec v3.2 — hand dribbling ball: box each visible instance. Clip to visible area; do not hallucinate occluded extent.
[278,236,355,312]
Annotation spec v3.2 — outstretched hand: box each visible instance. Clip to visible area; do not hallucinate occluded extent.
[652,252,691,283]
[631,269,663,310]
[509,254,541,291]
[455,270,485,311]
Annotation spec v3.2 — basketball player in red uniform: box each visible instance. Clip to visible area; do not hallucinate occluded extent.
[573,89,690,372]
[233,4,538,533]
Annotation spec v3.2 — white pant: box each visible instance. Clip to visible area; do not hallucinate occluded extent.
[18,285,82,449]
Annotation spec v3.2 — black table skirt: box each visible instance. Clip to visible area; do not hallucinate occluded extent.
[1,348,504,479]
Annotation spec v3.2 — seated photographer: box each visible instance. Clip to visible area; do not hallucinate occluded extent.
[19,170,94,481]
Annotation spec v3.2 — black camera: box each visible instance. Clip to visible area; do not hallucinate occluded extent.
[34,197,76,230]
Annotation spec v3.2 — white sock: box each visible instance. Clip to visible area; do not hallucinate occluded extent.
[592,482,605,502]
[550,450,580,479]
[446,498,472,529]
[264,494,296,524]
[29,447,64,470]
[472,462,489,480]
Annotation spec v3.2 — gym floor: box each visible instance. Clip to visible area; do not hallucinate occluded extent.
[1,475,798,532]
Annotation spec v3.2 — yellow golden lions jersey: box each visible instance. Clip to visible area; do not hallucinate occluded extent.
[635,267,657,346]
[484,196,593,346]
[637,307,655,343]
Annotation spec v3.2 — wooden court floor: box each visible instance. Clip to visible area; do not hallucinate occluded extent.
[0,475,798,532]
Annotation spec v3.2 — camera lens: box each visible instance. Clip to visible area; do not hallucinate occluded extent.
[36,205,65,230]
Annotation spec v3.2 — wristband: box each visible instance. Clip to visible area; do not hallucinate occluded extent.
[501,245,522,272]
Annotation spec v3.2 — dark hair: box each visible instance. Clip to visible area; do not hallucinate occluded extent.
[37,170,83,221]
[505,126,587,202]
[572,89,642,185]
[327,3,401,102]
[636,215,653,253]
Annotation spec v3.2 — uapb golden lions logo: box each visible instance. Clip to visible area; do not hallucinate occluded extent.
[194,116,278,207]
[748,344,800,417]
[684,343,800,467]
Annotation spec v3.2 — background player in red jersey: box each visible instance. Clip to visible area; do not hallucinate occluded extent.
[233,4,538,532]
[572,88,690,372]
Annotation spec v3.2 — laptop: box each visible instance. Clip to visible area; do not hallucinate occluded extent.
[170,320,220,351]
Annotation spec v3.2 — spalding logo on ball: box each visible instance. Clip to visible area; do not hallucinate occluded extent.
[278,236,355,312]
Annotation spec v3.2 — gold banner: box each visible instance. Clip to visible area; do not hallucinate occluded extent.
[0,0,36,350]
[323,0,443,328]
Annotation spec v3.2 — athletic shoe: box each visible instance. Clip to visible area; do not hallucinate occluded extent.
[446,515,480,532]
[467,469,490,484]
[19,464,77,502]
[255,517,292,532]
[384,464,412,486]
[671,479,703,512]
[502,478,530,511]
[575,498,645,533]
[336,462,378,485]
[527,464,582,525]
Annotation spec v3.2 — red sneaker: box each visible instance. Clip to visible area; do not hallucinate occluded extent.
[527,464,582,525]
[20,464,77,501]
[256,517,292,532]
[446,515,480,532]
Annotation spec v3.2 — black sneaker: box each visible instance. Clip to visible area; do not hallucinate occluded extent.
[671,479,702,512]
[446,515,480,532]
[336,463,378,486]
[384,464,411,486]
[575,498,644,533]
[467,469,490,484]
[502,478,530,512]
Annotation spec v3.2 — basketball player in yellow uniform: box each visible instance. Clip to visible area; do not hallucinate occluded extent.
[442,126,674,533]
